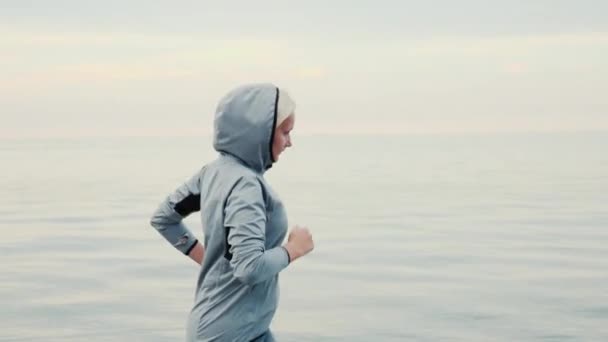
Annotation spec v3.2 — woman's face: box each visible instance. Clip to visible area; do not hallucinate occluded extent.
[272,114,295,162]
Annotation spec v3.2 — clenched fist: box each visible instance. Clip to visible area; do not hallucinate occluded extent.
[283,225,314,262]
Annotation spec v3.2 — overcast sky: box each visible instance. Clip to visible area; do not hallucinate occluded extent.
[1,0,607,138]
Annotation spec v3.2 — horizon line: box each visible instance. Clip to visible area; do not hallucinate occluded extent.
[2,128,607,141]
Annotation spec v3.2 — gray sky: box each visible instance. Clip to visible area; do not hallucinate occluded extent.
[2,0,607,138]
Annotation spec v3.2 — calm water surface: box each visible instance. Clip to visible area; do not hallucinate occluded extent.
[1,133,607,341]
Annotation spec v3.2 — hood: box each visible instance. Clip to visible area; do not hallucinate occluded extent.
[213,83,279,173]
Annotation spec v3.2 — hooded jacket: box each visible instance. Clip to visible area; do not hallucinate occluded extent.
[150,83,291,341]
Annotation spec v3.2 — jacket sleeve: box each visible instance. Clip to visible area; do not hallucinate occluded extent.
[149,170,202,255]
[225,176,290,285]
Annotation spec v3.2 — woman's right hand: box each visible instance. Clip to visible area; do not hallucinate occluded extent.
[283,225,314,262]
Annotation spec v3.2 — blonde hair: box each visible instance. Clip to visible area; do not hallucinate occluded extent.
[276,88,295,127]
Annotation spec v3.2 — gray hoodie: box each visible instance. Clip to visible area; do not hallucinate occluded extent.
[150,83,291,341]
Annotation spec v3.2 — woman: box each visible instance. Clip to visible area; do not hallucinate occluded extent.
[150,83,314,341]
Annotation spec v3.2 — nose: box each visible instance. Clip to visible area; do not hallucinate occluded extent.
[286,136,292,148]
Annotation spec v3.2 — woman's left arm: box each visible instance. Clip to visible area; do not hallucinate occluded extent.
[150,169,205,265]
